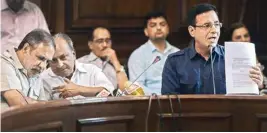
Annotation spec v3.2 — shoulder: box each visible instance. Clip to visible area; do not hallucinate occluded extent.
[78,62,102,73]
[25,1,44,14]
[1,54,17,73]
[130,43,148,56]
[128,42,150,63]
[25,1,39,9]
[1,58,17,75]
[77,54,90,63]
[168,47,190,59]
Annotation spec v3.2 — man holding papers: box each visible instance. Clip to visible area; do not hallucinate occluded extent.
[161,3,263,95]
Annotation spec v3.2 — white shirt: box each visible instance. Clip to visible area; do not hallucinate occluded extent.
[1,48,45,112]
[40,61,115,100]
[78,52,118,89]
[1,0,49,53]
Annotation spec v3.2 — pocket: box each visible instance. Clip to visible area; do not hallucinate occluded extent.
[180,79,199,94]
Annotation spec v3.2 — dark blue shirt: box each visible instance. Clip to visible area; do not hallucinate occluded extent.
[161,44,226,94]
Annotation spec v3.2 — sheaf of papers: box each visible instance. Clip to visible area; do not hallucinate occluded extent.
[225,42,259,95]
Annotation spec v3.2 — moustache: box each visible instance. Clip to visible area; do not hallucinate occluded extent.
[31,68,42,74]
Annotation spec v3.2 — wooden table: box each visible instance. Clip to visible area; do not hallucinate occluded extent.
[1,95,267,131]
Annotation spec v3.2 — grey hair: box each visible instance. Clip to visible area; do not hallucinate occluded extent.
[18,28,55,50]
[53,33,75,51]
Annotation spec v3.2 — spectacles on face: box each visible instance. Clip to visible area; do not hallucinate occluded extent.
[193,22,222,30]
[93,38,112,45]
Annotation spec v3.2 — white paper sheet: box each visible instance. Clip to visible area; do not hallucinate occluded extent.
[225,42,259,95]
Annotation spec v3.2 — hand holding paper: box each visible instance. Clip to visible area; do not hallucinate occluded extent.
[225,42,262,94]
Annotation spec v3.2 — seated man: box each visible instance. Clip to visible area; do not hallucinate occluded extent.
[40,33,114,100]
[1,29,55,111]
[78,27,128,93]
[128,11,179,95]
[161,3,263,94]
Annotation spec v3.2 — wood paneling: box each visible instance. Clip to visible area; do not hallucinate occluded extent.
[32,0,266,67]
[77,115,134,132]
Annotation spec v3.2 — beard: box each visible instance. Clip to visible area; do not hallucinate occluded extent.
[7,0,25,13]
[151,36,167,42]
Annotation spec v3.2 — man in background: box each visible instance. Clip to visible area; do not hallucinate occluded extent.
[78,27,128,93]
[128,11,179,95]
[1,0,49,52]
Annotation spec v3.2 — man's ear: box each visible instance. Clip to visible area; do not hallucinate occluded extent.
[188,26,195,37]
[88,41,93,50]
[144,28,148,37]
[22,43,31,53]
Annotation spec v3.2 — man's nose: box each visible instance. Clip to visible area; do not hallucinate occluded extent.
[57,59,64,68]
[156,24,162,30]
[38,61,47,70]
[102,41,108,48]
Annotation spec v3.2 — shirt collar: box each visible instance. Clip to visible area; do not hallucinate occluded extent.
[146,40,173,53]
[87,52,99,62]
[48,61,87,77]
[189,41,223,59]
[75,61,87,73]
[1,0,30,12]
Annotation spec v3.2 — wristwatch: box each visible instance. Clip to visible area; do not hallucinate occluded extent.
[116,65,125,73]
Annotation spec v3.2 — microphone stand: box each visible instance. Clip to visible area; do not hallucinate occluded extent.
[210,46,216,94]
[117,56,161,96]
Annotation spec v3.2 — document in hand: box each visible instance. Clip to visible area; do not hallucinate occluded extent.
[225,42,259,95]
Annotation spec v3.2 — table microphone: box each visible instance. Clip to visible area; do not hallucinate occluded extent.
[116,56,161,96]
[96,89,111,97]
[209,43,216,94]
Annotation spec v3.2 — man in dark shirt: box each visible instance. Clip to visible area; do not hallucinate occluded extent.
[161,3,263,94]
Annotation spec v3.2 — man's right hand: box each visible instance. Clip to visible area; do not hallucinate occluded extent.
[101,48,121,69]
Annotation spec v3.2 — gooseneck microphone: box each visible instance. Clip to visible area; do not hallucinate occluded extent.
[209,43,216,94]
[117,56,161,96]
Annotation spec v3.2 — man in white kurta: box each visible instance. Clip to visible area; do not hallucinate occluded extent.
[39,33,114,100]
[40,61,114,100]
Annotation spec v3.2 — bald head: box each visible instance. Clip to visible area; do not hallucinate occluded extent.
[89,27,112,57]
[92,27,111,40]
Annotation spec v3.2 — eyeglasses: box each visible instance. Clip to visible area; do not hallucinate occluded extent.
[193,22,222,30]
[93,38,112,45]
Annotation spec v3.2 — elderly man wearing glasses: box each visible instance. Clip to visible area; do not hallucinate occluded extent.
[161,3,264,95]
[78,27,128,94]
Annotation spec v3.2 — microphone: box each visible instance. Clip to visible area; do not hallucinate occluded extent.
[117,56,161,96]
[209,43,216,94]
[96,89,111,97]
